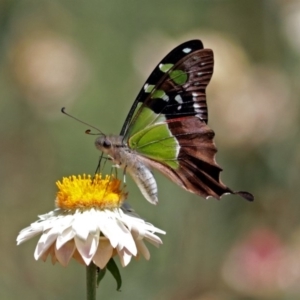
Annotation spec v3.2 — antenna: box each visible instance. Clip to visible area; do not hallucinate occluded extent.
[61,107,105,136]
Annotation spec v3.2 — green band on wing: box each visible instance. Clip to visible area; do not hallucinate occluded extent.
[170,69,188,85]
[129,121,180,169]
[151,89,168,101]
[125,105,166,139]
[144,84,155,93]
[159,63,174,73]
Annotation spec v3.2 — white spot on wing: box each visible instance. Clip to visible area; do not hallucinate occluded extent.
[183,47,192,53]
[162,94,169,102]
[177,105,182,110]
[175,94,183,104]
[175,139,180,157]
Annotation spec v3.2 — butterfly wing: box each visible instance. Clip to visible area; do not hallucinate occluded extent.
[122,40,253,201]
[120,40,208,136]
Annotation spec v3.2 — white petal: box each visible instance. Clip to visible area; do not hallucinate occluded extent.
[74,233,98,265]
[40,244,54,262]
[34,225,61,260]
[17,227,42,245]
[55,240,76,266]
[34,216,62,232]
[144,232,163,247]
[42,226,61,244]
[34,237,55,260]
[96,212,119,248]
[130,224,146,241]
[83,209,99,234]
[117,248,132,267]
[135,239,150,260]
[56,227,75,249]
[115,220,137,255]
[56,214,75,234]
[38,210,57,220]
[89,230,100,256]
[144,223,166,235]
[72,211,90,240]
[93,238,113,269]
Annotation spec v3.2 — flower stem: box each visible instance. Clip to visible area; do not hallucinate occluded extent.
[86,262,97,300]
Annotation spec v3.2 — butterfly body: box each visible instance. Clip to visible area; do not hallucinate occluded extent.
[95,40,254,204]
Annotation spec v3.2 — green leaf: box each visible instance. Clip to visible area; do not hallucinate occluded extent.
[107,258,122,291]
[96,267,106,287]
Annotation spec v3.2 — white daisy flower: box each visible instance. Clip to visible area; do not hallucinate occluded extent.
[17,174,165,268]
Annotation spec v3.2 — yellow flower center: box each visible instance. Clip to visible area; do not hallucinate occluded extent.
[56,174,126,210]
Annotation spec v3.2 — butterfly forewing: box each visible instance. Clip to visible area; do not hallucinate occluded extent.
[156,48,213,122]
[121,40,212,137]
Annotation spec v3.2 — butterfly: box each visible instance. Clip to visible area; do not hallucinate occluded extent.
[95,40,254,204]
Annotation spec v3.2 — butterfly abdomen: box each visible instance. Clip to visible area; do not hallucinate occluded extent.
[126,161,158,205]
[117,145,158,204]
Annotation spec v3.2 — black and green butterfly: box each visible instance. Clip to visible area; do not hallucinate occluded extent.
[95,40,254,204]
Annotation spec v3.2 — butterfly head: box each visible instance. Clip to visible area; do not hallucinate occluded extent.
[95,135,111,153]
[95,135,124,157]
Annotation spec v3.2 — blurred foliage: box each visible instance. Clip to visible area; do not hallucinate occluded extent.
[2,0,300,299]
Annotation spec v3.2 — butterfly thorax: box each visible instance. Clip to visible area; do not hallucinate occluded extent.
[95,135,158,204]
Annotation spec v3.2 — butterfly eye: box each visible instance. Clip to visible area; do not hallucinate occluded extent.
[102,139,111,148]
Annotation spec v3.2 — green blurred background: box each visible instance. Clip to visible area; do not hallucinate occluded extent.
[2,0,300,299]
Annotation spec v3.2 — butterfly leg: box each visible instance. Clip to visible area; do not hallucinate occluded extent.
[123,165,127,184]
[94,153,104,174]
[94,153,112,174]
